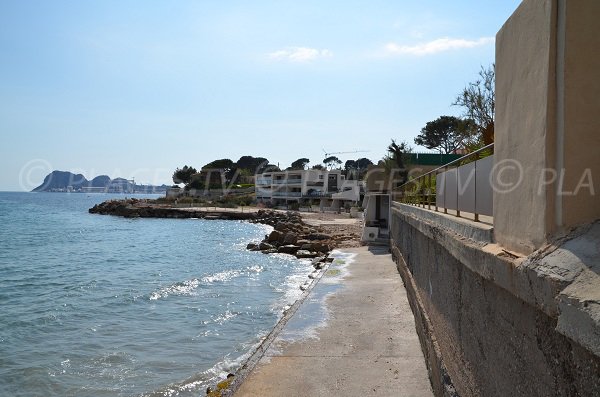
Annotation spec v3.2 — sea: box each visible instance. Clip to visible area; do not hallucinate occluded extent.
[0,192,315,397]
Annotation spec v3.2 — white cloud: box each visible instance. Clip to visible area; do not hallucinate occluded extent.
[384,37,494,56]
[268,47,333,62]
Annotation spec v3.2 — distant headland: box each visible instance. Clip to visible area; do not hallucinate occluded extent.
[32,170,168,193]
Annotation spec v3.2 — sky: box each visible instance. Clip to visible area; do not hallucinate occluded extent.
[0,0,522,191]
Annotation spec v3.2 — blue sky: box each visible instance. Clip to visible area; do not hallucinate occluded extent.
[0,0,521,191]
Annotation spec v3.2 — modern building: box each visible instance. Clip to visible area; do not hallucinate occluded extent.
[255,169,363,209]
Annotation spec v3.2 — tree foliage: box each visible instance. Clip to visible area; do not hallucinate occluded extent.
[356,157,373,170]
[311,164,325,170]
[414,116,474,154]
[323,156,342,170]
[384,140,412,185]
[290,158,310,170]
[453,64,495,145]
[344,158,373,179]
[202,159,235,171]
[387,140,412,169]
[235,156,269,174]
[172,165,197,184]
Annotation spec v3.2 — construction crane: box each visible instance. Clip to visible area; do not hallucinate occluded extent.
[322,149,370,157]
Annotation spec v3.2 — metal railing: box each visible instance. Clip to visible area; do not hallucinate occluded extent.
[395,143,494,222]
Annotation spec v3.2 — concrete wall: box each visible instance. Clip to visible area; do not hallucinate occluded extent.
[494,0,557,254]
[494,0,600,254]
[390,204,600,397]
[561,0,600,226]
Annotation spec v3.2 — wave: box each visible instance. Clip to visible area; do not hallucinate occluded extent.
[149,266,265,301]
[149,279,200,301]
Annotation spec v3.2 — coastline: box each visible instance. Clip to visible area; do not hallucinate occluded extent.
[88,198,364,396]
[89,199,362,259]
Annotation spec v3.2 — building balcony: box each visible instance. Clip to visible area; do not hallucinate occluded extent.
[272,191,302,197]
[272,179,302,185]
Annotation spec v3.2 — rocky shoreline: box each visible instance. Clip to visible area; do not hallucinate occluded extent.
[89,199,355,262]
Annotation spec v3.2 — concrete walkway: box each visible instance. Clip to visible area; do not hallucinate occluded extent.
[234,246,433,397]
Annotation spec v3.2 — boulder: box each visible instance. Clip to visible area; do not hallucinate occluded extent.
[300,243,314,251]
[312,242,330,253]
[278,245,300,254]
[274,222,289,233]
[259,242,274,251]
[246,243,258,250]
[306,232,331,241]
[261,248,278,254]
[283,232,298,245]
[267,230,283,243]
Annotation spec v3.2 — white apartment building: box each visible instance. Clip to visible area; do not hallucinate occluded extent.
[256,169,363,209]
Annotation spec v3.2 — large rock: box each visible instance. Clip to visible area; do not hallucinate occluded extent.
[278,245,300,255]
[300,243,314,251]
[259,242,274,251]
[283,232,298,245]
[312,242,330,253]
[267,230,283,243]
[274,222,289,233]
[306,232,331,241]
[295,250,319,259]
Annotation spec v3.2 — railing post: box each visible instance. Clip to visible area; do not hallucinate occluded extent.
[434,171,438,212]
[427,173,431,210]
[474,156,479,222]
[456,163,461,218]
[443,166,448,214]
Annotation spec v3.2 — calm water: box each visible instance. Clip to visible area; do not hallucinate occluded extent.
[0,192,313,396]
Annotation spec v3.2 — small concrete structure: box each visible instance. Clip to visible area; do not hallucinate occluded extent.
[361,193,391,245]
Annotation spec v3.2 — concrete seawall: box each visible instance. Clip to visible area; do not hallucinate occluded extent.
[390,203,600,397]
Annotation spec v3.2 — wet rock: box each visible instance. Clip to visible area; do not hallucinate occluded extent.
[259,242,274,251]
[261,248,278,254]
[296,250,319,259]
[246,243,258,250]
[278,245,300,254]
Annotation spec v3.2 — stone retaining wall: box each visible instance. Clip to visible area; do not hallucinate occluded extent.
[390,204,600,397]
